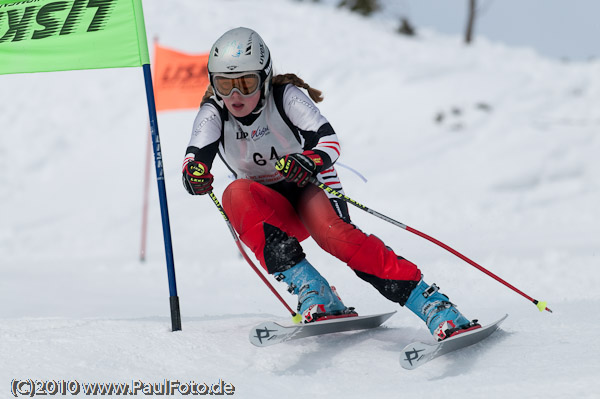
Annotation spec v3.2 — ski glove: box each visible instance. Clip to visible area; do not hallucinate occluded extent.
[276,151,323,187]
[182,160,214,195]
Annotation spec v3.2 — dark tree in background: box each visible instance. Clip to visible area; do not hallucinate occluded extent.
[465,0,477,44]
[338,0,380,16]
[398,18,416,36]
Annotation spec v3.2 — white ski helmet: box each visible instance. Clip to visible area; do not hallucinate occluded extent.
[207,27,273,102]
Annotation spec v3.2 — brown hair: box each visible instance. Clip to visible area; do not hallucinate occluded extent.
[201,73,324,105]
[201,85,215,105]
[272,73,324,103]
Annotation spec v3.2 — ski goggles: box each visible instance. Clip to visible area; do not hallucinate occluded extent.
[212,72,261,98]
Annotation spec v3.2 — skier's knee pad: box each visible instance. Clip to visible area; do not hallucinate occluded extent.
[263,223,305,274]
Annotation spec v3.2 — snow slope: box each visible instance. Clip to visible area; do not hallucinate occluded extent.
[1,0,599,397]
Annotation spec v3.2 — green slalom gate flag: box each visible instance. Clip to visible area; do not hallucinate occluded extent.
[1,0,183,332]
[0,0,150,74]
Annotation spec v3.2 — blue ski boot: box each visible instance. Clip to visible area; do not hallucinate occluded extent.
[405,279,480,341]
[276,259,356,323]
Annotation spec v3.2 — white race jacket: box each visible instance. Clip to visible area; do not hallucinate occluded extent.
[185,84,342,191]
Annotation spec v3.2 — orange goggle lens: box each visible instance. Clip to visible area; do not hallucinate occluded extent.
[213,74,260,97]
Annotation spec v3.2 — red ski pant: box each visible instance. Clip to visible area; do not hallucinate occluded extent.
[221,179,421,286]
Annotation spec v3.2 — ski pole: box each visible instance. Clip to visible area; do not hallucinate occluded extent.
[306,177,552,313]
[208,192,302,322]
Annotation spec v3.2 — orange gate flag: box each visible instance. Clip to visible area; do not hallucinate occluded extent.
[153,43,209,112]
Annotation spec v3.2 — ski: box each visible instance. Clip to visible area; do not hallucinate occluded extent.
[400,314,508,370]
[249,311,396,347]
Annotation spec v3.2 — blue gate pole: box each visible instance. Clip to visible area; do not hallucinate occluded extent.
[141,63,182,331]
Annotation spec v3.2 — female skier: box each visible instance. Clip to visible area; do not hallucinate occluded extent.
[182,27,480,340]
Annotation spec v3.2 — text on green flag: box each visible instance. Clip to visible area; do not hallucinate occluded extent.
[0,0,150,74]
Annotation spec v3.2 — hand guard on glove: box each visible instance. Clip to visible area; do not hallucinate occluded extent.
[182,160,214,195]
[276,151,323,187]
